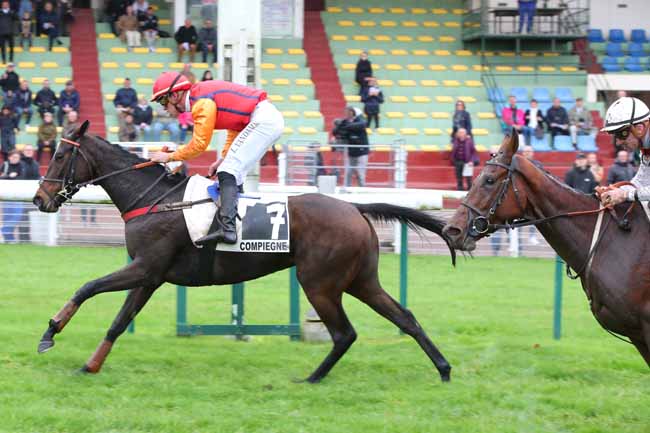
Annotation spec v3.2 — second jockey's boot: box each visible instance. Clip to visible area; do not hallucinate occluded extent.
[196,172,238,246]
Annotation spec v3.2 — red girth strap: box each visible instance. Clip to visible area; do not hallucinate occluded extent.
[122,205,159,223]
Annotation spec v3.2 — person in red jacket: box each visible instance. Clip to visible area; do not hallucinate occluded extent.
[149,72,284,245]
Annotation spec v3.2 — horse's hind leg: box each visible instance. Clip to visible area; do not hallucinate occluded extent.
[349,279,452,382]
[302,292,357,383]
[81,285,158,373]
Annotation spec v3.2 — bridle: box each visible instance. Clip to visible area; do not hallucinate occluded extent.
[38,136,161,209]
[39,138,96,207]
[460,155,527,238]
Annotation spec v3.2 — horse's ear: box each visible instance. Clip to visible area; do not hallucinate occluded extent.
[78,120,90,138]
[509,128,519,153]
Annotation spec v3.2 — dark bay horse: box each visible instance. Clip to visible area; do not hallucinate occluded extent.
[32,122,456,382]
[443,132,650,367]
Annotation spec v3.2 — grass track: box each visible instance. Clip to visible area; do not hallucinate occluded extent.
[1,244,649,433]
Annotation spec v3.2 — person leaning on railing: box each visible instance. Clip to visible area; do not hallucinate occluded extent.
[332,106,369,187]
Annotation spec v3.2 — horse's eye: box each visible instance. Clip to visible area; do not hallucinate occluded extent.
[54,153,64,161]
[485,177,495,185]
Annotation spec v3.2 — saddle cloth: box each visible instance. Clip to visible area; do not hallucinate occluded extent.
[182,175,290,253]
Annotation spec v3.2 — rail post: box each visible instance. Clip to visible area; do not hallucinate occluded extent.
[553,255,563,340]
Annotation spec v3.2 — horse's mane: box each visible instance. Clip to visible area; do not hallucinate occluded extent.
[91,135,188,185]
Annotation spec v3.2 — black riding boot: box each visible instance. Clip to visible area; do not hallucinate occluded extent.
[196,172,238,245]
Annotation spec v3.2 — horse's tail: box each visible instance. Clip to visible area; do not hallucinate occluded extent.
[353,203,456,266]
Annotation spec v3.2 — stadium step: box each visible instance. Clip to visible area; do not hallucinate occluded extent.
[303,11,345,132]
[69,8,106,136]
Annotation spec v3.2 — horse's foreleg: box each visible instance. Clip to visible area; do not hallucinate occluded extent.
[38,260,156,354]
[81,285,158,373]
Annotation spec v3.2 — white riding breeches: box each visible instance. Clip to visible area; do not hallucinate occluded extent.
[217,100,285,185]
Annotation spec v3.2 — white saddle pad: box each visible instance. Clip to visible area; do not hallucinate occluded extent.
[182,175,290,253]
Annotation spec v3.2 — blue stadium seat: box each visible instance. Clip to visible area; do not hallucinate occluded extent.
[488,87,506,103]
[538,102,552,114]
[531,134,551,151]
[624,57,643,72]
[629,43,646,57]
[606,42,624,57]
[577,135,598,152]
[555,87,574,103]
[608,29,626,43]
[510,87,528,102]
[588,29,605,43]
[553,135,574,151]
[532,87,552,103]
[631,29,647,43]
[602,56,622,72]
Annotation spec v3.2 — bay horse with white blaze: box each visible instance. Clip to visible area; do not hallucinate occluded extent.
[443,132,650,366]
[32,122,456,382]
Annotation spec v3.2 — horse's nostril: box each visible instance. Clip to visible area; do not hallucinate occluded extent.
[33,196,42,207]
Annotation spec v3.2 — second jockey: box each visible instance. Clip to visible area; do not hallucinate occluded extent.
[599,96,650,206]
[149,72,284,245]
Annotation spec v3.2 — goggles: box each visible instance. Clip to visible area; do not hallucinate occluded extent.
[613,126,631,141]
[156,94,170,106]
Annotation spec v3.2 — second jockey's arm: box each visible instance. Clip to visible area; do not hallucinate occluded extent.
[168,98,217,161]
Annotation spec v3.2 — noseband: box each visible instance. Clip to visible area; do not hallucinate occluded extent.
[460,156,526,238]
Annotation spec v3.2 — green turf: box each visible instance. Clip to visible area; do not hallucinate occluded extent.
[1,244,649,433]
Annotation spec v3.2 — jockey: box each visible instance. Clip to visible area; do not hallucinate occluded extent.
[149,72,284,245]
[600,96,650,206]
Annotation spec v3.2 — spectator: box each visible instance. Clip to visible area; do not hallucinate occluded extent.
[522,144,544,169]
[57,80,80,126]
[132,0,148,20]
[3,88,16,121]
[17,143,38,242]
[332,106,369,187]
[36,111,56,162]
[606,150,636,185]
[19,10,31,48]
[18,0,31,18]
[451,100,472,138]
[616,90,627,99]
[57,0,74,37]
[201,70,213,81]
[20,144,39,178]
[355,51,372,91]
[178,110,193,143]
[587,152,603,184]
[568,97,593,146]
[546,97,570,146]
[0,105,14,159]
[118,113,137,142]
[0,1,15,64]
[1,149,25,243]
[116,5,140,51]
[174,18,197,62]
[106,0,128,36]
[14,79,32,128]
[198,19,217,64]
[564,152,598,194]
[518,0,536,33]
[152,103,180,142]
[523,99,546,145]
[140,6,158,52]
[133,96,152,139]
[113,77,137,123]
[180,63,196,84]
[63,109,79,132]
[450,127,478,191]
[501,95,524,133]
[34,78,57,119]
[360,77,383,129]
[40,1,62,51]
[0,61,19,98]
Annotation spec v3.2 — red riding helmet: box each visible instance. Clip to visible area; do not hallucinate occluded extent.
[150,72,192,102]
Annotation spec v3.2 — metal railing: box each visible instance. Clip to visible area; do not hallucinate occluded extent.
[278,140,407,191]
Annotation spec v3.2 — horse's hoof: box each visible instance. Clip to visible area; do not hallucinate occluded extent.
[306,376,322,384]
[78,364,97,374]
[37,339,54,354]
[439,366,452,383]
